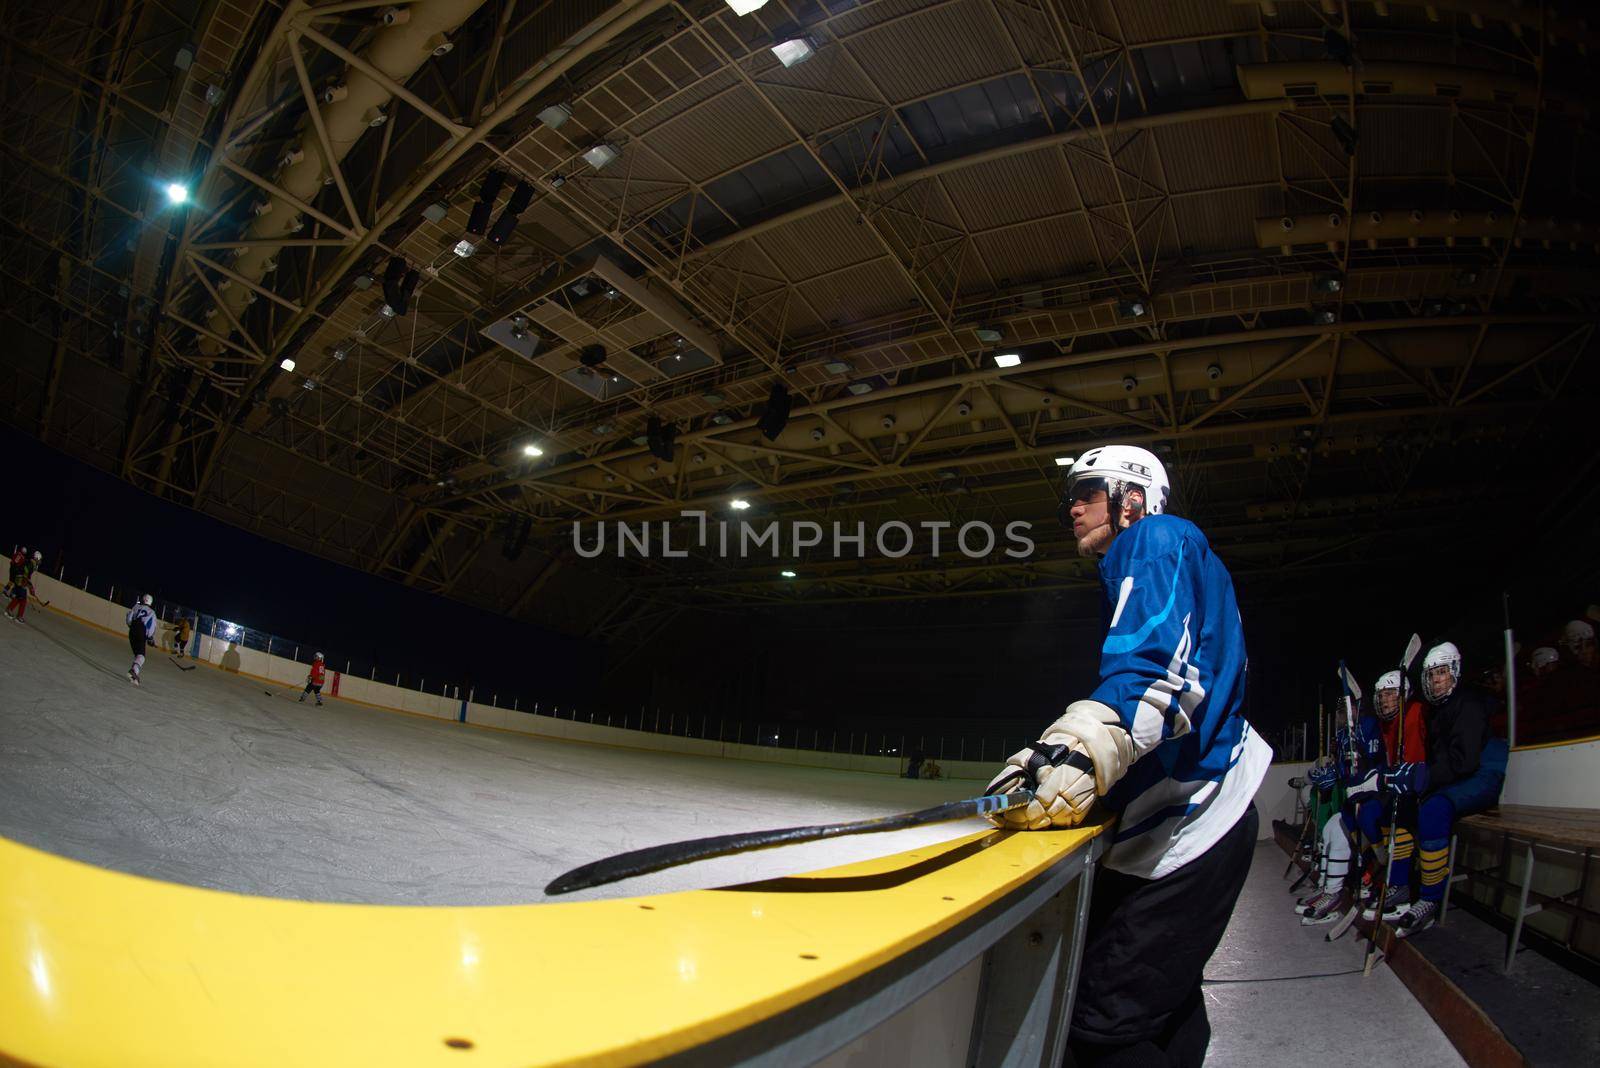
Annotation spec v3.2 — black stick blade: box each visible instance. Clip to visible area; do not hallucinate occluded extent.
[545,789,1035,895]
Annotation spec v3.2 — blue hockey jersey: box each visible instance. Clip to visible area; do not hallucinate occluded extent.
[1089,514,1271,878]
[1334,713,1384,788]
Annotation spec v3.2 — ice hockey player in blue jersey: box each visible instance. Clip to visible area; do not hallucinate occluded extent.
[126,593,157,686]
[984,443,1270,1067]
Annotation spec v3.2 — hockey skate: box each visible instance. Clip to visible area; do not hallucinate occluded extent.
[1296,887,1334,914]
[128,669,140,686]
[1302,888,1351,926]
[1392,899,1438,939]
[1360,884,1409,921]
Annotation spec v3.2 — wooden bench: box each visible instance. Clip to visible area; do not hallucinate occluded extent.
[1449,805,1600,971]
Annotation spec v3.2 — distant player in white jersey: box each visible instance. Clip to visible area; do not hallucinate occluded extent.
[126,594,157,685]
[985,443,1269,1067]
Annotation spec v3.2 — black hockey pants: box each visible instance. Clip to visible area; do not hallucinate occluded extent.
[1066,803,1258,1068]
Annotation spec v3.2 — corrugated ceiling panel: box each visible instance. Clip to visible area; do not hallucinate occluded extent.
[841,0,1016,103]
[935,146,1082,230]
[971,214,1098,286]
[1176,185,1281,254]
[1111,0,1257,45]
[831,0,939,37]
[643,84,796,185]
[627,66,741,133]
[1155,113,1279,192]
[754,42,884,136]
[1357,105,1451,178]
[1061,140,1122,212]
[754,202,889,279]
[796,258,924,327]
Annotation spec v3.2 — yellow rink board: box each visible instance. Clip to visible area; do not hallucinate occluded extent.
[1,822,1104,1066]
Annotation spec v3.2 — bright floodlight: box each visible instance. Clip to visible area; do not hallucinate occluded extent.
[780,569,797,578]
[522,443,544,458]
[165,182,189,205]
[771,36,816,67]
[730,498,751,511]
[726,0,769,15]
[582,142,620,169]
[452,239,477,258]
[279,357,296,371]
[1054,456,1076,467]
[994,352,1022,368]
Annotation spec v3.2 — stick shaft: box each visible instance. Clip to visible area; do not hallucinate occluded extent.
[546,789,1036,895]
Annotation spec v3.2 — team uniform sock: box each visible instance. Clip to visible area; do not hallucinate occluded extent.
[1417,794,1455,903]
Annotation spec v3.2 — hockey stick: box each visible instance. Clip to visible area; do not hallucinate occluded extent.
[168,656,196,672]
[1299,669,1360,889]
[1285,696,1329,882]
[1362,632,1423,975]
[545,788,1037,895]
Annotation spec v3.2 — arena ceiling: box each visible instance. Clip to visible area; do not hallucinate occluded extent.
[2,0,1597,647]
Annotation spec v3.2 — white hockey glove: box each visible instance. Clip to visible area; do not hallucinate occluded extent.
[984,700,1136,831]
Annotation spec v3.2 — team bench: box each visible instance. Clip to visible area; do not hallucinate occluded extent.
[1447,805,1600,971]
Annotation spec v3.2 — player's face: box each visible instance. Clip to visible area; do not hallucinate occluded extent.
[1069,487,1111,556]
[1574,638,1597,669]
[1378,688,1399,716]
[1426,664,1455,700]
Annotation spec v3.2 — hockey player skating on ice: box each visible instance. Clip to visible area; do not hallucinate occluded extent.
[298,653,327,706]
[984,444,1269,1067]
[1355,642,1506,938]
[5,549,41,623]
[126,594,157,685]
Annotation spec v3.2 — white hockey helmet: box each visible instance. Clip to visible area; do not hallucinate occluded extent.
[1374,669,1407,720]
[1560,619,1594,651]
[314,651,324,661]
[1530,646,1560,673]
[1060,444,1171,527]
[141,593,153,606]
[31,550,41,562]
[1422,641,1462,703]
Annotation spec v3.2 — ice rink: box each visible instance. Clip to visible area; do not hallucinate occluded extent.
[1,606,1465,1064]
[0,607,983,905]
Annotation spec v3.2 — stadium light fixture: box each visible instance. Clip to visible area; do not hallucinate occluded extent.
[974,326,1003,343]
[1054,456,1076,467]
[994,352,1022,368]
[730,498,752,511]
[582,143,620,169]
[522,443,544,458]
[453,239,477,258]
[164,182,189,205]
[279,357,296,371]
[780,569,797,578]
[1116,299,1148,319]
[823,359,853,375]
[536,103,572,129]
[771,35,818,67]
[725,0,769,14]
